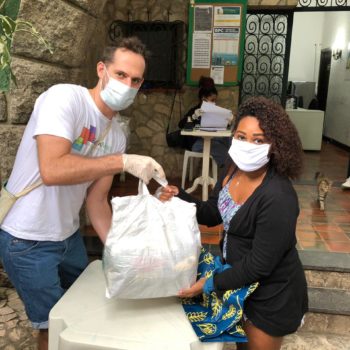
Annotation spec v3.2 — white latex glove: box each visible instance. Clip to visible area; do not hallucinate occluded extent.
[122,154,166,184]
[191,108,202,121]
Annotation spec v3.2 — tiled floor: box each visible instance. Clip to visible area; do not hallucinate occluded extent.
[108,139,350,254]
[295,185,350,253]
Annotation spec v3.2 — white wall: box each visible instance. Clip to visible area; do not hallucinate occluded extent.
[288,12,325,83]
[288,11,350,147]
[322,11,350,146]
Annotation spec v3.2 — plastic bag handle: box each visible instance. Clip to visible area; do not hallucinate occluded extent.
[138,176,168,196]
[138,181,149,195]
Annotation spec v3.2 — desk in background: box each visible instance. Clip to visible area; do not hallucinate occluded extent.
[286,108,324,151]
[181,129,232,201]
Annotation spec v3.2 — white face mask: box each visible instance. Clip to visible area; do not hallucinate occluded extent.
[100,67,139,111]
[228,138,271,172]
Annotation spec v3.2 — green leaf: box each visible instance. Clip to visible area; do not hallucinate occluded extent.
[0,66,10,91]
[0,0,6,13]
[1,0,21,20]
[1,15,17,38]
[0,0,53,90]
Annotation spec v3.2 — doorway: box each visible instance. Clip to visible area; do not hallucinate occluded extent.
[317,48,332,111]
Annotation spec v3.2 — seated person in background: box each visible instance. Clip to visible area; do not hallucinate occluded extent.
[160,96,308,350]
[178,76,230,168]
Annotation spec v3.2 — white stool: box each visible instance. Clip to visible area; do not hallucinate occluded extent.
[181,150,218,189]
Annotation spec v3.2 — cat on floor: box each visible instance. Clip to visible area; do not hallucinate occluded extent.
[315,172,332,211]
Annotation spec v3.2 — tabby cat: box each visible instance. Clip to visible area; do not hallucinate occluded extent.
[315,172,332,211]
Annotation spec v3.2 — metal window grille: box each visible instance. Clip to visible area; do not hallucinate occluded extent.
[240,11,294,105]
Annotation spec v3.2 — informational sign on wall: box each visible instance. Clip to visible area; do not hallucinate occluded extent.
[186,0,247,86]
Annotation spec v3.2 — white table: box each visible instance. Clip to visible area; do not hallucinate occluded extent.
[286,108,324,151]
[49,260,223,350]
[181,129,232,201]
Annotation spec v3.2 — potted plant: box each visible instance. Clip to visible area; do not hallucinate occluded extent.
[0,0,52,91]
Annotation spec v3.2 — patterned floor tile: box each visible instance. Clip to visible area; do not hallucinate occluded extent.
[324,241,350,253]
[318,231,349,241]
[298,240,329,251]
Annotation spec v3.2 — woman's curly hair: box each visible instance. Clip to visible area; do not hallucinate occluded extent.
[234,96,303,179]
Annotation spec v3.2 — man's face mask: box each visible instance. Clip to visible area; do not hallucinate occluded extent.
[100,66,139,111]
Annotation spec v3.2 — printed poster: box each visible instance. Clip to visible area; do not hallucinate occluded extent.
[192,32,212,68]
[194,5,213,32]
[214,6,241,27]
[210,66,224,85]
[212,27,240,66]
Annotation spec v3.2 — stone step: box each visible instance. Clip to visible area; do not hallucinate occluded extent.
[301,286,350,335]
[300,251,350,291]
[223,332,350,350]
[300,251,350,337]
[304,269,350,290]
[281,332,350,350]
[301,312,350,336]
[308,287,350,316]
[299,251,350,274]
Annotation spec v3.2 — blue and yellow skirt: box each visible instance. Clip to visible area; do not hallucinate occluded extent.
[182,248,258,343]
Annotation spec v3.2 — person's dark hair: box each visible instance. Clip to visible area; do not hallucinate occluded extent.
[101,36,149,65]
[198,76,218,100]
[233,96,303,179]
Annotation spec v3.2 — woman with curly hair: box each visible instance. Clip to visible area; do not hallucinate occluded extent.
[159,96,308,349]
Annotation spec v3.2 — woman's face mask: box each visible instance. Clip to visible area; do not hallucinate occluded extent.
[228,138,271,172]
[100,67,139,111]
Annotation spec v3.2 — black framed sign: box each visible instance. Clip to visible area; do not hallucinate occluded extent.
[186,0,247,86]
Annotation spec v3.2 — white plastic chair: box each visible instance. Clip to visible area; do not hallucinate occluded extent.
[181,150,218,189]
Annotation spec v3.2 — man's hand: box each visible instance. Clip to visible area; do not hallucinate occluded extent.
[122,154,165,184]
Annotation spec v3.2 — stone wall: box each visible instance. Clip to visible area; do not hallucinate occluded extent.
[0,0,108,180]
[0,0,298,180]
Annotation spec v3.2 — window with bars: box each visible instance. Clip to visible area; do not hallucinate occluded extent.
[109,20,186,90]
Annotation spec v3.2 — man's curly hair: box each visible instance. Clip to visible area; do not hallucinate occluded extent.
[234,96,303,179]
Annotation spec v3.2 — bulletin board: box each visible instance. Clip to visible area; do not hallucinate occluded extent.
[186,0,247,86]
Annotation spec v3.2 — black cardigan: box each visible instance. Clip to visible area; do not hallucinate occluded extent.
[178,166,308,337]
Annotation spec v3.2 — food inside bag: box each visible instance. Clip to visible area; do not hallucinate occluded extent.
[103,181,201,299]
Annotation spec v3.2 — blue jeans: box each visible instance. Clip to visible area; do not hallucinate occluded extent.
[192,137,230,167]
[0,229,88,329]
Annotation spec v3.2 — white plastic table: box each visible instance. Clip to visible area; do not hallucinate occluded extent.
[49,260,224,350]
[181,129,232,200]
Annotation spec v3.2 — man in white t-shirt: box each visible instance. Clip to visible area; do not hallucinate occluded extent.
[0,37,165,350]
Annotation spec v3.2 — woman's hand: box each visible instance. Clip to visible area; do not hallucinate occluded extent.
[178,278,206,298]
[157,185,179,202]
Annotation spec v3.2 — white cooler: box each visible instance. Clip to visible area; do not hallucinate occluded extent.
[49,260,224,350]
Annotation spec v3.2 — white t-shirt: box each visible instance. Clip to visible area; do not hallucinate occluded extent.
[2,84,126,241]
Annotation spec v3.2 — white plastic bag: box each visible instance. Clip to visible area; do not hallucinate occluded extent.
[103,181,201,299]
